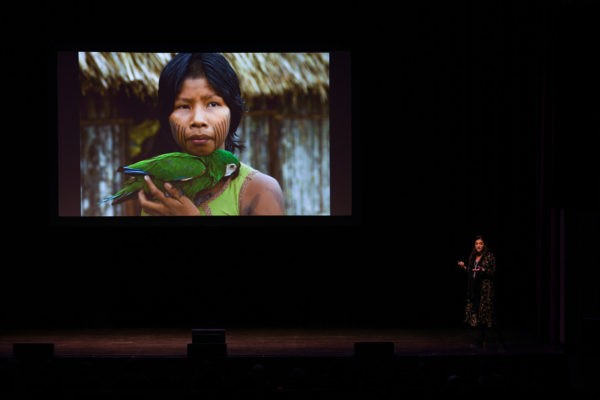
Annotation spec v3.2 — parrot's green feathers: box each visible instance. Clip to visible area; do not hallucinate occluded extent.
[100,150,240,206]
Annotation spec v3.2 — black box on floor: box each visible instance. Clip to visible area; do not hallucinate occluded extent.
[353,342,395,358]
[187,343,227,358]
[13,343,55,360]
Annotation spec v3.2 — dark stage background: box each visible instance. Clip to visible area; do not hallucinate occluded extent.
[4,2,596,345]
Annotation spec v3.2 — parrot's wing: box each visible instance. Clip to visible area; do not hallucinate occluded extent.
[120,152,180,171]
[102,153,210,206]
[99,177,144,205]
[121,152,207,182]
[120,167,148,176]
[154,155,207,181]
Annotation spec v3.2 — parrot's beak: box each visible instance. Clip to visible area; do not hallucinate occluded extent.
[225,163,238,177]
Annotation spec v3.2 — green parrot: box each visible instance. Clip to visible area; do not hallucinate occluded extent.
[100,149,240,205]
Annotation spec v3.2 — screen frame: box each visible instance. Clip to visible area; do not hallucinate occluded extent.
[50,49,358,227]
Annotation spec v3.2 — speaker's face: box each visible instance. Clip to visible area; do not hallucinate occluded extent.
[475,239,484,253]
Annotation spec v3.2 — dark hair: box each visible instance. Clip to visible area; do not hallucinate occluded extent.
[473,235,485,245]
[156,53,245,154]
[468,235,490,263]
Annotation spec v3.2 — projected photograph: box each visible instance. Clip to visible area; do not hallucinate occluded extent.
[73,52,332,216]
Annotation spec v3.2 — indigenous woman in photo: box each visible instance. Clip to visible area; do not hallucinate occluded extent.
[139,53,285,216]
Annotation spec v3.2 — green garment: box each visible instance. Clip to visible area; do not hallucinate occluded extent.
[197,163,256,216]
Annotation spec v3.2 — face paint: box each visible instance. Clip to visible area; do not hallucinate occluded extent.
[213,114,230,149]
[169,119,187,150]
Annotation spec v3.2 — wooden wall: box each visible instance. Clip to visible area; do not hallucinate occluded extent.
[239,112,330,215]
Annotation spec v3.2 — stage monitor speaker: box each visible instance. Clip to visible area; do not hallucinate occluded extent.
[13,343,55,360]
[353,342,394,358]
[188,328,227,358]
[187,343,227,358]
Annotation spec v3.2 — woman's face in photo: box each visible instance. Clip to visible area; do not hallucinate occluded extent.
[169,77,231,156]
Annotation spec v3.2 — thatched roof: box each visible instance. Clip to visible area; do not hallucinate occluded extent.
[79,52,329,102]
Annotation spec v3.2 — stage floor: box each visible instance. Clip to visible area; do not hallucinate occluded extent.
[0,327,555,358]
[1,328,578,397]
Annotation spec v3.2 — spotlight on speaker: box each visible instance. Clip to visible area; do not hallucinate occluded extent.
[187,328,227,358]
[13,343,55,360]
[353,342,394,358]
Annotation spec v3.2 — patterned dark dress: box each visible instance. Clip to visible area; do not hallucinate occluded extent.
[464,250,496,328]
